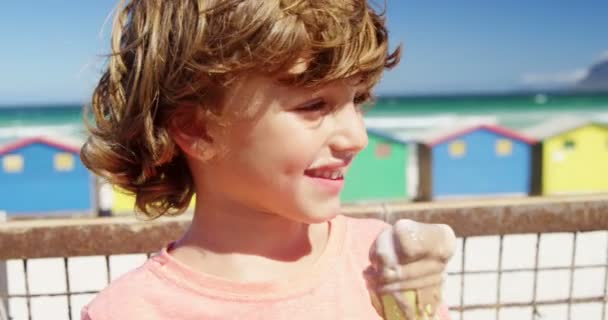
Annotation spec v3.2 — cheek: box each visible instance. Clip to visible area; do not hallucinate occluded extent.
[245,124,321,175]
[218,135,303,185]
[279,138,323,176]
[246,138,314,177]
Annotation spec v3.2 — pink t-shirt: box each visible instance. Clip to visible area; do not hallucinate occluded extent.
[81,215,450,319]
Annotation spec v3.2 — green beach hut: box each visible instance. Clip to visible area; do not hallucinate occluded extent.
[341,128,413,203]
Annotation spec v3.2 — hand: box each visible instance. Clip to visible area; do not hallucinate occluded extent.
[367,219,456,319]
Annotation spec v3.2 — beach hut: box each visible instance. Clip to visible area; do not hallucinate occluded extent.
[341,128,414,202]
[524,117,608,195]
[111,186,196,215]
[0,136,95,216]
[416,124,536,200]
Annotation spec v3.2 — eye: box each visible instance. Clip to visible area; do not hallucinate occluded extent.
[354,92,371,105]
[353,91,373,112]
[295,98,328,112]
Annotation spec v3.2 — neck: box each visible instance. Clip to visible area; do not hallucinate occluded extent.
[171,191,329,282]
[186,202,324,261]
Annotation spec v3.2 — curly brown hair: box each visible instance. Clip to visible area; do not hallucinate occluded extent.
[81,0,401,218]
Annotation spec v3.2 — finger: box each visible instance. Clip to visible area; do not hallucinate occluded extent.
[378,259,446,284]
[363,266,379,288]
[379,273,445,293]
[364,265,393,291]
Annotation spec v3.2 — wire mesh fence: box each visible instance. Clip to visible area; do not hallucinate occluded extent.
[1,195,607,320]
[3,254,151,320]
[446,232,608,320]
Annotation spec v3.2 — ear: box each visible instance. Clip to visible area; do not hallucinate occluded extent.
[169,119,217,162]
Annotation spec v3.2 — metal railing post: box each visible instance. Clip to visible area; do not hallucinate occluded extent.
[0,211,9,320]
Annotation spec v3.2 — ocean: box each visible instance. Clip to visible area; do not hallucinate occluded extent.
[1,92,608,144]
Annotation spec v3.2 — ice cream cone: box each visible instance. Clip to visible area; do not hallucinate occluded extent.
[369,227,441,320]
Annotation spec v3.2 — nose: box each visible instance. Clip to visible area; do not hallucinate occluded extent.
[329,102,369,155]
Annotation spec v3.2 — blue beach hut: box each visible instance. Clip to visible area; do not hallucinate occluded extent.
[0,136,95,216]
[416,124,536,200]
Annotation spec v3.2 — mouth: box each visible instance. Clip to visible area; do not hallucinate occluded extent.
[304,168,345,180]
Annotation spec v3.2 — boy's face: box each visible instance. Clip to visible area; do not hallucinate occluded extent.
[193,73,369,223]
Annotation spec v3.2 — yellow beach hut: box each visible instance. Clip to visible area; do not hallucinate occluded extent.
[524,117,608,195]
[112,186,195,214]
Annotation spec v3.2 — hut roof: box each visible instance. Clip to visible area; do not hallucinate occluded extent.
[367,128,412,145]
[522,116,608,140]
[416,124,536,147]
[0,136,83,156]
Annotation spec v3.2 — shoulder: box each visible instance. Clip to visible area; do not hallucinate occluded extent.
[81,259,164,319]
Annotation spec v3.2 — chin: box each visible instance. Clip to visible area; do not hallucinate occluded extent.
[298,202,342,224]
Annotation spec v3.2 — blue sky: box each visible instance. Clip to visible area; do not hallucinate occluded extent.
[0,1,607,104]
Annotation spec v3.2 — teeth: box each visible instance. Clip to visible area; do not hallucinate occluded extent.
[307,167,344,179]
[308,169,343,179]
